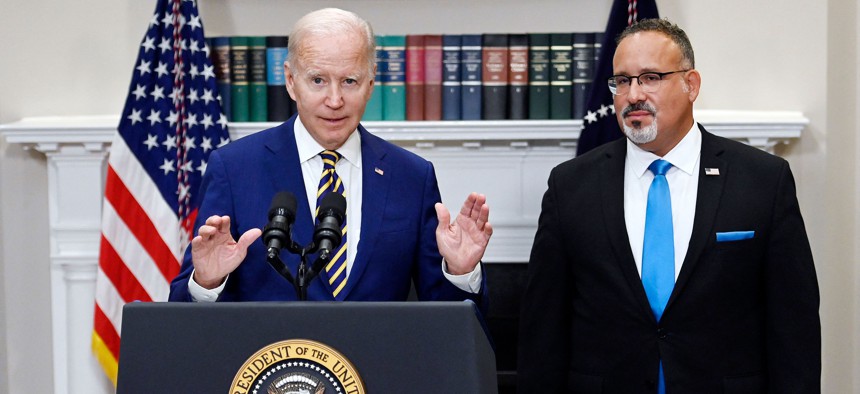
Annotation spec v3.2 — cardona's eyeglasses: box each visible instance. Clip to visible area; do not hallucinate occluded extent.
[607,70,690,95]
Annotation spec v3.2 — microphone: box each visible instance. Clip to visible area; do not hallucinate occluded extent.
[262,191,297,258]
[314,192,346,261]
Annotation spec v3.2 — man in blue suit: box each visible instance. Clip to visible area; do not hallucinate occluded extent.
[169,8,493,305]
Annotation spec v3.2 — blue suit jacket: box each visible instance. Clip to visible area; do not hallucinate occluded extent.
[169,115,486,307]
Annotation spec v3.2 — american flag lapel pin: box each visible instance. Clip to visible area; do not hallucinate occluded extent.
[375,167,384,176]
[705,168,720,176]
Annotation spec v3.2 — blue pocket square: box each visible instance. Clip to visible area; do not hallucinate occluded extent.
[716,231,755,242]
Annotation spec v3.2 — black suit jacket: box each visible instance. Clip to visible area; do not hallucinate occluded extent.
[518,125,820,393]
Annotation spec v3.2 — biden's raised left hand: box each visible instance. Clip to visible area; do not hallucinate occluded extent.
[435,192,493,275]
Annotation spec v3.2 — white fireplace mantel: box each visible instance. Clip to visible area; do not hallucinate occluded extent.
[4,109,805,151]
[0,109,806,394]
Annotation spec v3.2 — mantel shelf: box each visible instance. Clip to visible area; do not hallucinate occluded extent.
[1,109,807,153]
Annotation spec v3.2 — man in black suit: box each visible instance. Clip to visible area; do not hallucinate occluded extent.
[518,18,820,393]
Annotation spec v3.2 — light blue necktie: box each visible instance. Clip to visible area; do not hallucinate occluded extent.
[642,159,675,394]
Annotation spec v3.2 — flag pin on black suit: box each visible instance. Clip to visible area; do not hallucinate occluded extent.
[705,168,720,176]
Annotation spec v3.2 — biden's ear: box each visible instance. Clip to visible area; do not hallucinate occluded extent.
[283,60,297,101]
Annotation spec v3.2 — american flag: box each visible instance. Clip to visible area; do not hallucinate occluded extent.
[576,0,658,156]
[92,0,229,384]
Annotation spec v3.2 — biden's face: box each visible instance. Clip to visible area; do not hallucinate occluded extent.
[285,31,375,150]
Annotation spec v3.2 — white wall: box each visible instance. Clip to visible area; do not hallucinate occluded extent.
[1,1,150,391]
[0,0,856,392]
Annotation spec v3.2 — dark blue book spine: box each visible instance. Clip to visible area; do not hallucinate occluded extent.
[460,34,483,121]
[572,32,595,120]
[210,37,232,121]
[442,34,462,120]
[363,35,384,121]
[592,32,604,74]
[376,34,390,107]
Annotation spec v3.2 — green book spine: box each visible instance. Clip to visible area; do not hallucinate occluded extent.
[363,35,384,121]
[528,33,550,119]
[549,33,573,119]
[229,36,250,122]
[382,35,407,121]
[248,36,268,122]
[365,85,384,121]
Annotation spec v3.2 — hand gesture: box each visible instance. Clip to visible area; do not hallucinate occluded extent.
[190,215,262,289]
[435,192,493,275]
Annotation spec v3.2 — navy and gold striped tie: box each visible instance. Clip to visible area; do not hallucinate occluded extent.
[316,150,348,299]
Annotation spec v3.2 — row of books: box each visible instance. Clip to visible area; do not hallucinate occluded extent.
[209,32,603,123]
[209,36,297,123]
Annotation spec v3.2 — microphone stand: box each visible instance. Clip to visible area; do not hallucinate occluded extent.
[267,242,329,301]
[295,246,314,301]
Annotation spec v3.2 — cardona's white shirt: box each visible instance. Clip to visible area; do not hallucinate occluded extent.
[188,117,480,301]
[624,122,701,280]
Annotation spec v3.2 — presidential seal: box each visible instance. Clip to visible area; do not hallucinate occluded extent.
[229,339,365,394]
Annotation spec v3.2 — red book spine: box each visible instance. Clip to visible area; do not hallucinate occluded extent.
[508,34,529,119]
[481,34,509,120]
[423,35,443,121]
[406,34,426,120]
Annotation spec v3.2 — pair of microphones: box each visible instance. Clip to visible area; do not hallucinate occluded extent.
[263,192,346,301]
[262,191,346,280]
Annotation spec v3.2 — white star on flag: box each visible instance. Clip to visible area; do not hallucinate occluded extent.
[598,104,612,117]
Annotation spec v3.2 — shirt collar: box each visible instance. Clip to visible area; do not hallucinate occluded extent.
[627,121,701,178]
[294,115,362,168]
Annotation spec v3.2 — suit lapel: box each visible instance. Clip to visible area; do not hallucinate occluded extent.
[666,125,726,311]
[335,126,390,299]
[600,140,656,319]
[262,117,315,258]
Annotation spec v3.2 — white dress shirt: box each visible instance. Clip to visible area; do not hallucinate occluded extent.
[624,123,701,280]
[189,117,481,301]
[294,116,364,278]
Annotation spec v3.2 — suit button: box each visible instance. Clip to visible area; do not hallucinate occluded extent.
[657,328,668,339]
